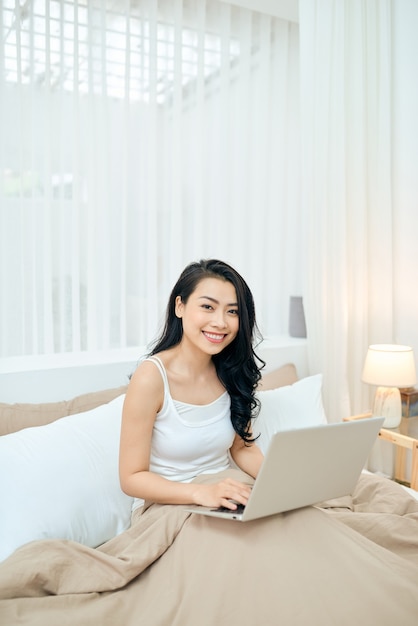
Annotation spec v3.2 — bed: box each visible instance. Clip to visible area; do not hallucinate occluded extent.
[1,364,418,625]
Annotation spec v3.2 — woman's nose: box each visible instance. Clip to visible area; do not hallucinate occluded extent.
[212,311,227,327]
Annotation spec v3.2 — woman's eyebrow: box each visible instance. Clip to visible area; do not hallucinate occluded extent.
[198,296,238,306]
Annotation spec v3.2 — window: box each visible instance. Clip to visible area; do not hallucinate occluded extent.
[0,1,302,358]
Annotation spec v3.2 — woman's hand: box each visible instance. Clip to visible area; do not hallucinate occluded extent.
[192,478,252,510]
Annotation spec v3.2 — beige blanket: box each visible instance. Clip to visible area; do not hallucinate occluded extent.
[0,471,417,626]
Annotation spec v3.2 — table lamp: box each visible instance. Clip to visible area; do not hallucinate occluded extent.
[362,344,417,428]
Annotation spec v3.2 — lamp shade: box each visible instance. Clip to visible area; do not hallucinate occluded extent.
[362,344,417,388]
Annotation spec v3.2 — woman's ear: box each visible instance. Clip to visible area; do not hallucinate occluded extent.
[175,295,183,318]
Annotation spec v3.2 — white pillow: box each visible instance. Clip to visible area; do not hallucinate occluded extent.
[0,394,133,562]
[253,374,327,454]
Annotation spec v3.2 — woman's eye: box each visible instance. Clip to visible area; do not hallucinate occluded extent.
[201,304,213,310]
[229,309,239,316]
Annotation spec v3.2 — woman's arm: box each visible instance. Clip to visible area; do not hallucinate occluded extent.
[119,360,194,504]
[230,433,264,479]
[119,362,252,509]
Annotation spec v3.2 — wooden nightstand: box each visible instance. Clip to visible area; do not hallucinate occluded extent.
[343,413,418,491]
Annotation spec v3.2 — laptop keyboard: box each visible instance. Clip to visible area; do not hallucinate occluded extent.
[211,504,246,514]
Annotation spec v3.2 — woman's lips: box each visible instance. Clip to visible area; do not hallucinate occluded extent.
[203,331,226,343]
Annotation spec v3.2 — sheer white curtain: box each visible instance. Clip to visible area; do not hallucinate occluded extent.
[0,0,301,358]
[299,0,394,420]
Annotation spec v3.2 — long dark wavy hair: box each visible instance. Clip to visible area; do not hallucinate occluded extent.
[148,259,265,443]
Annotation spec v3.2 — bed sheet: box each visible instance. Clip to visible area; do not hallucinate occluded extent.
[0,470,417,626]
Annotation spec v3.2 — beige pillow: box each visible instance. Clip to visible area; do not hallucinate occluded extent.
[0,386,127,436]
[258,363,298,391]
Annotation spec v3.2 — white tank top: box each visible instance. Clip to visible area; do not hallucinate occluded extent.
[132,356,235,511]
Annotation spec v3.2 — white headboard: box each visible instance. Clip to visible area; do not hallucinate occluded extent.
[0,337,307,403]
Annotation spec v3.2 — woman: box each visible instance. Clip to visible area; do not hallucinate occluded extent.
[119,258,265,513]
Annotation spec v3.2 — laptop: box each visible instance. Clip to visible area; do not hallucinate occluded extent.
[186,416,384,521]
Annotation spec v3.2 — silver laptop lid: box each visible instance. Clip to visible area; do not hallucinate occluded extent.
[186,416,384,521]
[240,416,384,521]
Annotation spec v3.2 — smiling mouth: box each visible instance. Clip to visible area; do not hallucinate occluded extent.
[203,331,227,343]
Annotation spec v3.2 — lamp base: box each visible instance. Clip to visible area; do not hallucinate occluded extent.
[372,386,402,428]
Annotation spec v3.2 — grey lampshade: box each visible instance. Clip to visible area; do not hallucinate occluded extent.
[288,296,307,338]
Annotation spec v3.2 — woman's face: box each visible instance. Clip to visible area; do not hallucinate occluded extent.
[175,277,239,355]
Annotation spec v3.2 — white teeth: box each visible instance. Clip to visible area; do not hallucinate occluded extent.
[204,332,224,340]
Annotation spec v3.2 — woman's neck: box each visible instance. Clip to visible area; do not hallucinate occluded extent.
[163,342,214,377]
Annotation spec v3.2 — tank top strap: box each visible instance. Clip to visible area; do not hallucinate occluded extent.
[145,356,170,392]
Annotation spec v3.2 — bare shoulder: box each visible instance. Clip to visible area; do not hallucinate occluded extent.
[124,358,164,413]
[130,357,163,385]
